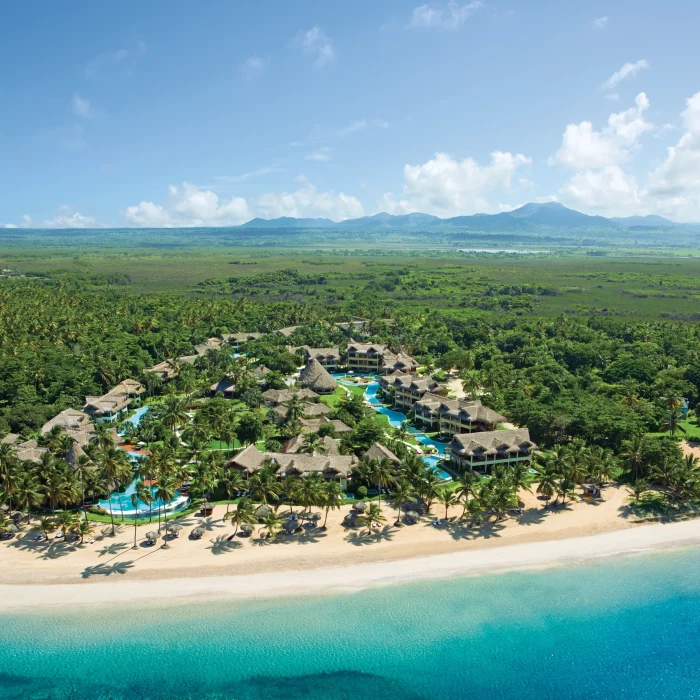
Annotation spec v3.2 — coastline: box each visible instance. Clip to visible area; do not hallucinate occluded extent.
[3,518,700,611]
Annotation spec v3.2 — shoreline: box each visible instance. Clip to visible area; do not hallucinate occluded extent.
[2,519,700,612]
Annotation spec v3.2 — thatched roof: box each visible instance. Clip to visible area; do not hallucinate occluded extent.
[363,442,400,465]
[414,393,506,425]
[298,417,352,434]
[84,379,145,416]
[210,377,236,394]
[299,359,337,394]
[228,444,356,479]
[42,408,91,435]
[263,388,319,405]
[275,326,299,338]
[1,433,19,445]
[448,429,537,458]
[15,440,48,464]
[304,346,340,362]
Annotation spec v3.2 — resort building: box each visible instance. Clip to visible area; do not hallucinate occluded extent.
[228,444,357,489]
[143,360,179,383]
[381,351,419,375]
[210,377,236,397]
[194,337,225,356]
[13,439,48,464]
[362,442,401,467]
[298,417,352,434]
[413,393,506,436]
[83,379,145,422]
[445,428,537,472]
[283,434,340,455]
[303,346,340,371]
[263,388,319,406]
[344,343,417,375]
[226,332,262,352]
[41,408,92,435]
[380,372,441,408]
[299,358,337,395]
[271,401,332,423]
[275,325,299,338]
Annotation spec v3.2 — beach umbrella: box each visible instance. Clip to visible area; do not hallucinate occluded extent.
[240,522,254,536]
[145,531,157,542]
[353,501,368,513]
[1,523,18,536]
[191,526,205,539]
[404,511,420,524]
[166,523,183,534]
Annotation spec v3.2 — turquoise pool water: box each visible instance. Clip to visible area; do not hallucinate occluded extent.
[2,548,700,699]
[336,376,452,481]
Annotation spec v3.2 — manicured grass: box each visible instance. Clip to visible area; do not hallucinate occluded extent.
[647,419,700,440]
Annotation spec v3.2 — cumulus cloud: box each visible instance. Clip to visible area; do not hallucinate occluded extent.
[42,206,102,228]
[72,94,92,118]
[559,166,644,216]
[123,183,251,227]
[122,180,363,226]
[602,59,649,90]
[550,93,652,170]
[593,16,608,29]
[256,182,364,220]
[645,92,700,220]
[239,56,266,81]
[3,214,32,229]
[408,1,482,29]
[299,26,335,68]
[380,150,531,217]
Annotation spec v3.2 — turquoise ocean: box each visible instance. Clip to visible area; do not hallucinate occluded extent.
[2,548,700,700]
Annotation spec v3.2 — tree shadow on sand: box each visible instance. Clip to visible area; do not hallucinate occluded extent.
[81,560,135,579]
[345,526,396,547]
[206,535,243,555]
[96,541,129,558]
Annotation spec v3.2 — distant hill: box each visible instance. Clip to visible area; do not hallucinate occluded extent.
[236,202,683,233]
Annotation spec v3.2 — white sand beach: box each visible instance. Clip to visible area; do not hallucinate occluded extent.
[2,485,700,611]
[1,518,700,610]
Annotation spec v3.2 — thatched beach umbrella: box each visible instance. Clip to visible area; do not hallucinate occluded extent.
[353,501,368,513]
[191,526,205,539]
[1,522,18,537]
[239,522,254,537]
[404,511,420,525]
[255,504,272,521]
[145,531,158,544]
[166,523,183,534]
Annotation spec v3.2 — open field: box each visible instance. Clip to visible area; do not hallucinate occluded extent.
[3,247,700,320]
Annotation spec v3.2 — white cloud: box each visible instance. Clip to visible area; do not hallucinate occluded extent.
[3,224,17,228]
[550,93,652,170]
[380,150,531,217]
[122,180,363,226]
[299,26,335,68]
[239,57,266,81]
[338,118,390,136]
[257,183,364,220]
[123,183,251,227]
[602,59,649,90]
[72,94,92,118]
[593,16,608,29]
[645,92,700,220]
[305,147,334,162]
[3,214,33,229]
[42,206,102,228]
[408,1,483,29]
[84,40,146,79]
[559,166,643,216]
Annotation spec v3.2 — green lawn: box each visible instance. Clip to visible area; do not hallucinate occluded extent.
[648,419,700,440]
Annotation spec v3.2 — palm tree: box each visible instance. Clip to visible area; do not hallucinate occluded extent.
[320,480,344,528]
[74,454,94,517]
[57,511,79,540]
[223,499,257,537]
[155,475,178,536]
[279,476,301,514]
[369,457,395,507]
[628,479,650,505]
[535,460,558,508]
[356,502,386,535]
[130,481,150,549]
[247,463,283,507]
[463,496,484,527]
[436,490,459,521]
[14,471,43,523]
[35,515,57,541]
[161,396,189,436]
[77,519,95,544]
[620,434,651,480]
[222,470,246,514]
[285,395,305,423]
[260,512,284,540]
[97,446,133,533]
[454,471,480,516]
[299,433,326,455]
[664,408,687,437]
[387,480,415,526]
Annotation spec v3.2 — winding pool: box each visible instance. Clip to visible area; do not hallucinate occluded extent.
[334,375,453,481]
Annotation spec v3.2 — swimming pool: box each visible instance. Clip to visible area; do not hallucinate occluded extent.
[97,477,189,519]
[334,374,453,482]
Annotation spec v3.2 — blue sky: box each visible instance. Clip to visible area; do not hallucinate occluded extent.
[2,0,700,227]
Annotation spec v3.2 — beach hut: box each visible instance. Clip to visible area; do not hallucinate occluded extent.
[299,358,337,395]
[200,501,214,517]
[190,526,206,540]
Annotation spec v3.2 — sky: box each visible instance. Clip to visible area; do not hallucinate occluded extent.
[2,0,700,228]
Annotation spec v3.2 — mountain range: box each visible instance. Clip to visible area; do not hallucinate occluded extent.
[237,202,689,232]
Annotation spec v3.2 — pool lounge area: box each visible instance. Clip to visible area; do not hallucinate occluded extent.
[333,374,454,482]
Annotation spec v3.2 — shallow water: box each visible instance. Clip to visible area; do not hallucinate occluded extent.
[3,548,700,699]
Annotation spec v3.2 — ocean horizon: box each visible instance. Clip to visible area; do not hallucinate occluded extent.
[2,547,700,699]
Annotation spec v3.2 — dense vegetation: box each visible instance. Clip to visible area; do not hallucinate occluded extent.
[1,248,700,534]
